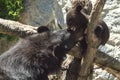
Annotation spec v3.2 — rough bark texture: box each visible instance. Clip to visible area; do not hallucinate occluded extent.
[77,0,106,80]
[0,18,37,38]
[62,50,120,80]
[95,51,120,79]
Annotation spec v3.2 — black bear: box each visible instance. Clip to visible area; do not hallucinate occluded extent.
[66,4,110,45]
[66,5,109,54]
[66,5,88,32]
[0,26,77,80]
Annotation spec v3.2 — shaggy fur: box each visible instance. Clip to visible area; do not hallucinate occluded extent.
[0,26,75,80]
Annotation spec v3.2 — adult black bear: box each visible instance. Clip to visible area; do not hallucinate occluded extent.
[0,26,76,80]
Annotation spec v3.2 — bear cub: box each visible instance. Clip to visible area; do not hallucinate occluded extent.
[66,5,110,54]
[0,26,76,80]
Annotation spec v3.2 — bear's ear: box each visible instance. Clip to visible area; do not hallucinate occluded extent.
[37,26,50,33]
[94,25,103,38]
[75,5,82,13]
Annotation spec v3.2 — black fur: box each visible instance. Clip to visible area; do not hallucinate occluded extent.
[66,5,109,45]
[0,26,75,80]
[37,26,49,33]
[66,5,88,33]
[66,5,109,54]
[95,20,110,45]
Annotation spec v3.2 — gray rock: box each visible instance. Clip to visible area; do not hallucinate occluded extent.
[19,0,65,29]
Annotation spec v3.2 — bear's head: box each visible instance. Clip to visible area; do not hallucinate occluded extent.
[66,5,88,41]
[35,26,76,62]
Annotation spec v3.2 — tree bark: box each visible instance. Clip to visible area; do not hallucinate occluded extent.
[63,50,120,80]
[77,0,106,80]
[95,51,120,79]
[0,18,37,38]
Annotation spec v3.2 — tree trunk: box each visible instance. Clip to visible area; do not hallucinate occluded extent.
[78,0,106,80]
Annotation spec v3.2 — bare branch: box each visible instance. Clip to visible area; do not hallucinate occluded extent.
[0,18,37,37]
[95,51,120,79]
[64,49,120,80]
